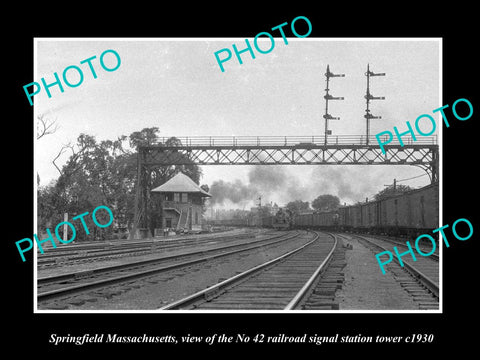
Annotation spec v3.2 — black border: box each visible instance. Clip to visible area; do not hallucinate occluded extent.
[6,5,478,355]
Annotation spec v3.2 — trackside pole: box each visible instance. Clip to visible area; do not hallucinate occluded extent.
[63,212,68,242]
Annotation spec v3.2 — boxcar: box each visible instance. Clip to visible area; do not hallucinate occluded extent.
[377,183,439,235]
[360,202,377,229]
[404,184,439,234]
[312,211,337,228]
[289,183,438,236]
[295,213,313,227]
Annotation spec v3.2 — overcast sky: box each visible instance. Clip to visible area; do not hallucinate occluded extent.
[34,38,441,207]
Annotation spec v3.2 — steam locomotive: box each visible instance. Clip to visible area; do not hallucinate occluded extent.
[271,208,293,230]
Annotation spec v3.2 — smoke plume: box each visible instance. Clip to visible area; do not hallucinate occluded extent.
[209,179,256,205]
[209,165,381,208]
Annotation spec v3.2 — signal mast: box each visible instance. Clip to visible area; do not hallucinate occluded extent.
[323,65,345,145]
[364,64,385,145]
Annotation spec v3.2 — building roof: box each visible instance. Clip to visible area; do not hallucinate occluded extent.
[151,172,211,197]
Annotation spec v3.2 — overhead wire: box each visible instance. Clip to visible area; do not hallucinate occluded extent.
[396,173,428,183]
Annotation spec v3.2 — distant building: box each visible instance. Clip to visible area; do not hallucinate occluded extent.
[151,172,211,232]
[251,202,280,215]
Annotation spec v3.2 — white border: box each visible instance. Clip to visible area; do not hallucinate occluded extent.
[33,37,443,314]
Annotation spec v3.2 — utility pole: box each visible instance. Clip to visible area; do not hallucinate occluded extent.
[323,65,345,145]
[364,64,385,145]
[383,178,397,195]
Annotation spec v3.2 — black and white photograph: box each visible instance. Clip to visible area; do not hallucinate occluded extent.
[6,7,478,355]
[33,38,442,313]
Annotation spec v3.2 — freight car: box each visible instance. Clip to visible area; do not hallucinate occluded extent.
[372,182,438,236]
[294,211,339,229]
[294,183,438,237]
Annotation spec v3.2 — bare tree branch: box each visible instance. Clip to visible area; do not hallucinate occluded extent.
[52,140,91,177]
[52,143,71,175]
[37,114,59,140]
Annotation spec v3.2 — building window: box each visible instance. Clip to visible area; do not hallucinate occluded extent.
[181,193,188,203]
[174,193,180,202]
[166,218,172,228]
[195,211,199,224]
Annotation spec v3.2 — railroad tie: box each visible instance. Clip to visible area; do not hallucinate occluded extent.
[301,241,346,310]
[418,302,439,310]
[313,286,338,296]
[303,303,339,310]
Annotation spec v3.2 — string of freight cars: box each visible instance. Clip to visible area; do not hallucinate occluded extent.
[375,217,473,274]
[375,97,474,273]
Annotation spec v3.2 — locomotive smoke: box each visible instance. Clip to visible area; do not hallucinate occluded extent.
[248,166,288,192]
[208,166,289,206]
[209,166,377,207]
[310,167,355,199]
[309,167,379,203]
[208,179,256,205]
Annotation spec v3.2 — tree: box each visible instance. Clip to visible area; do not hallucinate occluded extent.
[374,184,413,201]
[37,114,59,186]
[38,127,203,240]
[37,114,59,140]
[45,133,137,240]
[129,127,160,148]
[285,200,311,214]
[200,184,210,194]
[311,194,340,212]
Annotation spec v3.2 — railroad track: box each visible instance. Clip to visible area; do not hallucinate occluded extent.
[37,230,305,307]
[345,233,439,309]
[299,236,347,310]
[37,229,270,268]
[160,231,339,310]
[359,233,439,262]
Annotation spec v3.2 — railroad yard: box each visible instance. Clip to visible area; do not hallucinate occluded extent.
[33,46,441,313]
[37,227,439,311]
[15,16,479,357]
